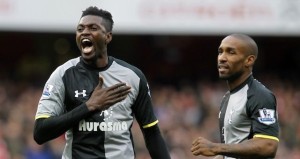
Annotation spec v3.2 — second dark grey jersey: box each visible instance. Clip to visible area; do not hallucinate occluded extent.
[35,56,158,159]
[219,75,279,159]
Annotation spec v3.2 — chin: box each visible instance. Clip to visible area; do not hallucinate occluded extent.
[220,72,242,82]
[219,76,229,80]
[82,52,95,58]
[219,73,229,80]
[219,74,236,81]
[82,54,97,62]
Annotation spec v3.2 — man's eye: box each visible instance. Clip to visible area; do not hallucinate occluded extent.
[77,27,83,32]
[218,49,223,54]
[229,51,235,54]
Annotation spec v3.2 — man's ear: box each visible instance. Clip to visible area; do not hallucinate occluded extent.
[245,55,256,67]
[105,32,112,44]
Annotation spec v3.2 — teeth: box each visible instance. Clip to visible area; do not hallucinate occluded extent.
[82,39,91,43]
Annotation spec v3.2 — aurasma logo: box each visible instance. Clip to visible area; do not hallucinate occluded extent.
[78,119,128,132]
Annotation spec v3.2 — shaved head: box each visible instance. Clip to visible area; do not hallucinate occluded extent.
[218,33,258,82]
[226,34,258,58]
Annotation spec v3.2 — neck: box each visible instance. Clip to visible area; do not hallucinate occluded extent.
[82,52,108,68]
[227,72,252,91]
[94,48,108,68]
[95,54,108,68]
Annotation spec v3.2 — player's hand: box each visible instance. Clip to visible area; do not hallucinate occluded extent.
[191,136,218,156]
[86,76,131,111]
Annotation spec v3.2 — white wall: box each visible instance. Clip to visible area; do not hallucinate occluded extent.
[1,0,300,35]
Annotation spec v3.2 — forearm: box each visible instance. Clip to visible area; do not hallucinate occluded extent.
[142,125,171,159]
[213,155,223,159]
[34,103,93,144]
[214,138,278,158]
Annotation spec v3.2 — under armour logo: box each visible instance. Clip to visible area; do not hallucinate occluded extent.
[75,90,87,97]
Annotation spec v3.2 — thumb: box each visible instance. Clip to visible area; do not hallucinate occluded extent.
[98,76,104,87]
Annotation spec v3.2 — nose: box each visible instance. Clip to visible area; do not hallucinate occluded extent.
[81,27,91,35]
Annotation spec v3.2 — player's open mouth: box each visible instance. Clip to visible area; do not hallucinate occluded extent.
[218,68,228,72]
[218,65,229,72]
[81,38,94,54]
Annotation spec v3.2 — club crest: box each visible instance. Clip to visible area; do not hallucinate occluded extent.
[258,108,276,125]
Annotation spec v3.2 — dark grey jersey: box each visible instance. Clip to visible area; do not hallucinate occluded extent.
[35,56,158,159]
[219,75,279,159]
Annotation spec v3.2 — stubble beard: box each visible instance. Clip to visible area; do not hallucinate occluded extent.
[219,70,243,82]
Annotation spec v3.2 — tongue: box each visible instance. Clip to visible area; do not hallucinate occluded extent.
[83,46,93,54]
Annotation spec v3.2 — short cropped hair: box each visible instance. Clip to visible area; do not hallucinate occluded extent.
[81,6,114,32]
[229,33,258,58]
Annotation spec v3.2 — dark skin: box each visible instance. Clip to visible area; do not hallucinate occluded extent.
[76,15,131,111]
[191,35,278,158]
[33,15,131,145]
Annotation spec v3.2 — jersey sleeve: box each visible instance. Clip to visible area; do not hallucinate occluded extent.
[35,66,66,119]
[132,72,158,129]
[247,90,279,141]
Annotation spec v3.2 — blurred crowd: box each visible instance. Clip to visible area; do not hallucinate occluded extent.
[0,75,299,159]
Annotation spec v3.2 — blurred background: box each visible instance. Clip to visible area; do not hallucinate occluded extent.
[0,0,300,159]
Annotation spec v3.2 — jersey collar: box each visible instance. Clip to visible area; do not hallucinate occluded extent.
[230,74,253,94]
[80,56,114,71]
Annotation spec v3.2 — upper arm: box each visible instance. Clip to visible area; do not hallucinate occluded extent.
[35,67,66,120]
[247,88,279,141]
[131,71,158,129]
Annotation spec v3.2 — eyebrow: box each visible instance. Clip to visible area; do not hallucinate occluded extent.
[77,23,99,27]
[219,45,236,50]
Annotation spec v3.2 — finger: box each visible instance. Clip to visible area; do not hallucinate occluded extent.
[98,76,104,87]
[105,95,127,106]
[192,150,199,156]
[116,94,128,101]
[109,89,131,100]
[105,88,129,100]
[108,85,131,96]
[112,86,131,95]
[107,83,127,91]
[191,146,195,152]
[191,147,197,155]
[119,85,131,91]
[191,146,201,156]
[191,143,199,152]
[192,138,199,145]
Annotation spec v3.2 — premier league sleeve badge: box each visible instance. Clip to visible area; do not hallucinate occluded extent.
[258,108,276,125]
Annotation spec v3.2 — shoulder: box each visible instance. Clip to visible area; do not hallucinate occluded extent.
[112,57,147,80]
[248,78,275,100]
[51,57,80,77]
[246,78,276,111]
[58,57,81,72]
[50,57,80,79]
